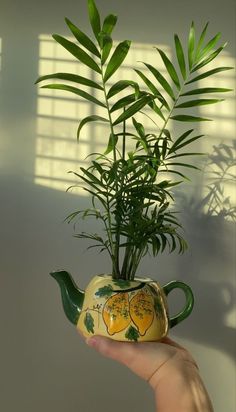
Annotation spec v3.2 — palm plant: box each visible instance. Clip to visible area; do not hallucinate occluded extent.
[36,0,232,280]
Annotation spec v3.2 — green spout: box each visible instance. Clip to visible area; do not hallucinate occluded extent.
[50,270,85,325]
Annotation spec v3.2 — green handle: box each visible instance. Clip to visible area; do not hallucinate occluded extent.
[162,281,194,328]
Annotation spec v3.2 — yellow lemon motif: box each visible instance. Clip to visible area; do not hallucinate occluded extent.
[102,292,131,335]
[130,289,154,336]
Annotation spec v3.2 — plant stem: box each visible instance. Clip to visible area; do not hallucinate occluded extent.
[101,68,117,163]
[131,247,145,280]
[157,90,182,143]
[122,108,126,160]
[115,112,128,278]
[121,242,133,279]
[100,63,120,277]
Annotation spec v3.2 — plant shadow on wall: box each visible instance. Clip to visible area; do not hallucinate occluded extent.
[172,141,236,360]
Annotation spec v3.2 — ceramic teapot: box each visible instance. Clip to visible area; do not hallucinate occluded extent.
[51,271,194,342]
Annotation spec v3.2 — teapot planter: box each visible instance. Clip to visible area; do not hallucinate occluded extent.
[51,271,194,342]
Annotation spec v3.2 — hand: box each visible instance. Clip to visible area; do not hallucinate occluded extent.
[85,335,214,412]
[85,335,197,388]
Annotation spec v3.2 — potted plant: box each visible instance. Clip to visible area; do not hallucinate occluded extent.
[36,0,232,341]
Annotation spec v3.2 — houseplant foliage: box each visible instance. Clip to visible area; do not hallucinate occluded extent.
[36,0,232,341]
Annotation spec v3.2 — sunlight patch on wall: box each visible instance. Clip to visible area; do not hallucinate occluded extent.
[35,35,171,193]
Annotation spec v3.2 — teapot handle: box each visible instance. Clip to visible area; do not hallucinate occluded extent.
[162,281,194,328]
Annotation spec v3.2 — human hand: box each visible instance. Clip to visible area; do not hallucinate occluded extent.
[85,335,214,412]
[85,335,197,388]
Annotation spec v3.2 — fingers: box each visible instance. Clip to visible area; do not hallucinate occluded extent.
[83,333,198,386]
[85,335,178,382]
[86,335,154,381]
[86,335,138,366]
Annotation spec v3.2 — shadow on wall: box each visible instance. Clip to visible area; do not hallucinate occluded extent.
[174,215,236,362]
[178,141,236,221]
[172,141,236,361]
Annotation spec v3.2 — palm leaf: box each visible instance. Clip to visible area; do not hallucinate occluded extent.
[104,133,118,155]
[160,169,190,180]
[35,72,103,90]
[192,43,227,72]
[148,100,166,121]
[170,114,211,122]
[132,118,145,137]
[80,187,108,209]
[135,69,171,110]
[177,235,188,254]
[91,160,107,176]
[188,21,195,70]
[166,162,200,171]
[102,14,117,35]
[110,93,136,113]
[101,35,113,64]
[160,234,167,252]
[72,167,102,189]
[174,34,186,80]
[169,234,176,252]
[142,63,175,100]
[104,40,131,82]
[88,0,101,43]
[77,115,109,140]
[134,69,161,96]
[156,48,180,90]
[162,139,168,159]
[167,152,204,160]
[41,84,106,107]
[176,98,224,108]
[196,32,221,62]
[186,67,233,84]
[107,80,140,99]
[181,87,232,96]
[169,132,204,153]
[113,95,152,125]
[65,18,100,57]
[151,236,161,256]
[52,34,102,73]
[195,22,209,61]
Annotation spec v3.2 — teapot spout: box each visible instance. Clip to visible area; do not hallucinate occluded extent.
[50,270,85,325]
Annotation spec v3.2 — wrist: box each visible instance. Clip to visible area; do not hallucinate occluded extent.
[150,358,214,412]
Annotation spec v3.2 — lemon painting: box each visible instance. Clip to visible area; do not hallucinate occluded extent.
[77,275,169,342]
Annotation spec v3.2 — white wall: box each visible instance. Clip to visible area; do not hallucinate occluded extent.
[0,0,235,411]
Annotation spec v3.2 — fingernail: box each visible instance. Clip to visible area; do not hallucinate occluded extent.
[86,336,99,348]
